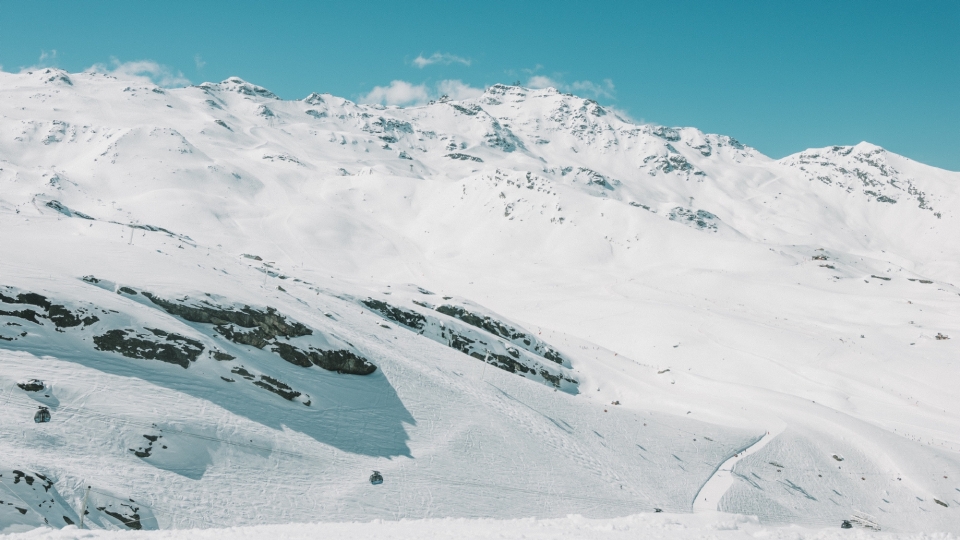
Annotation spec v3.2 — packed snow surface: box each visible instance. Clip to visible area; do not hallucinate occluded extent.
[0,69,958,535]
[4,513,958,540]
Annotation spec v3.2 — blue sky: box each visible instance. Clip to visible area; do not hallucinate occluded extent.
[1,1,957,170]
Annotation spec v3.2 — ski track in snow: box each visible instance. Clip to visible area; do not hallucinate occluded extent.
[693,423,786,512]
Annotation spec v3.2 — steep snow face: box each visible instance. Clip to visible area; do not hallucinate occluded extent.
[0,70,959,534]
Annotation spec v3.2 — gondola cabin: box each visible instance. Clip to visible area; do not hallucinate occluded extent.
[34,406,51,423]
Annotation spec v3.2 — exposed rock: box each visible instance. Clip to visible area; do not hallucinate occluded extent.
[668,207,718,232]
[445,153,483,162]
[271,342,376,375]
[44,200,94,219]
[211,350,235,361]
[16,379,44,392]
[652,126,681,141]
[570,167,615,189]
[92,328,204,368]
[97,503,143,530]
[361,299,426,329]
[437,305,524,340]
[0,308,43,325]
[142,293,311,343]
[254,375,301,400]
[436,304,567,365]
[0,289,99,328]
[231,366,256,380]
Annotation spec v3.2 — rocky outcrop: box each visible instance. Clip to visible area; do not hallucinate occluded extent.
[142,292,376,375]
[359,297,577,391]
[361,299,426,329]
[93,328,204,369]
[0,288,99,328]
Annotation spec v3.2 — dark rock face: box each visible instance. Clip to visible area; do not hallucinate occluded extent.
[211,350,235,361]
[574,167,615,189]
[436,304,566,365]
[92,328,204,369]
[668,207,718,232]
[445,153,483,162]
[451,104,480,116]
[254,375,301,400]
[359,296,576,390]
[0,289,99,328]
[437,305,522,340]
[143,292,376,375]
[142,293,311,341]
[214,324,277,349]
[271,342,376,375]
[16,379,45,392]
[231,366,256,380]
[481,351,535,375]
[652,126,681,141]
[0,308,43,325]
[97,504,143,530]
[361,299,426,329]
[45,200,95,219]
[129,433,157,457]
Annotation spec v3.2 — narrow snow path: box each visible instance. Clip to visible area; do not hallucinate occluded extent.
[692,423,785,512]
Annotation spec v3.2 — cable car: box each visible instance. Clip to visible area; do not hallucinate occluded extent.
[369,471,383,485]
[34,406,51,423]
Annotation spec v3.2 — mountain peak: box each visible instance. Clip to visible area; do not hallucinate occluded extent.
[198,77,279,99]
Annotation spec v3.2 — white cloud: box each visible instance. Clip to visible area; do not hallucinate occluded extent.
[194,54,206,71]
[526,75,559,90]
[15,49,62,72]
[360,79,485,107]
[87,58,191,88]
[526,75,615,100]
[360,80,432,106]
[412,52,471,69]
[570,78,615,99]
[38,49,58,66]
[437,79,484,100]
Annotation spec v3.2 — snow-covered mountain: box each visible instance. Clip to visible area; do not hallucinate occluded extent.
[0,68,958,534]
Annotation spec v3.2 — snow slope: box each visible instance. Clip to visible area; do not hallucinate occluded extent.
[4,512,955,540]
[0,68,958,534]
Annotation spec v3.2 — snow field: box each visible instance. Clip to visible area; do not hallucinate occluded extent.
[0,69,958,533]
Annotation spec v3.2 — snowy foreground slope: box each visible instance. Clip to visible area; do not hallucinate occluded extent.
[0,68,958,534]
[4,513,957,540]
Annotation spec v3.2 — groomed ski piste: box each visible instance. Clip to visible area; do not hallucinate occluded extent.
[0,68,957,537]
